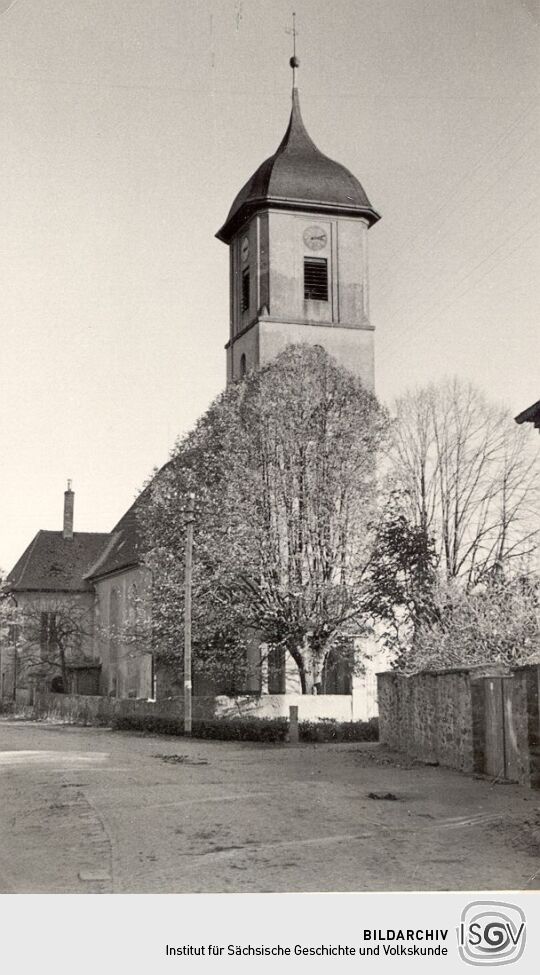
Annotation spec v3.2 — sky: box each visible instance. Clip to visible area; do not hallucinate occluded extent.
[0,0,539,574]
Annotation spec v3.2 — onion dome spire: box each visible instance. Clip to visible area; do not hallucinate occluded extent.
[215,21,380,244]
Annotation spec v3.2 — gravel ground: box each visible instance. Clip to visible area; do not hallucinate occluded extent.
[0,719,538,894]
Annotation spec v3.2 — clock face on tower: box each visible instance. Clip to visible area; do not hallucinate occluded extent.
[303,225,328,250]
[241,236,250,263]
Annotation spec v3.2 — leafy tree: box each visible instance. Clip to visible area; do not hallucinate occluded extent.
[0,595,93,693]
[139,344,389,693]
[366,492,439,666]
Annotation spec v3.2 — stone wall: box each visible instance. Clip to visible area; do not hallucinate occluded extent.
[515,665,540,789]
[377,665,540,787]
[437,671,475,772]
[377,669,475,772]
[32,691,210,726]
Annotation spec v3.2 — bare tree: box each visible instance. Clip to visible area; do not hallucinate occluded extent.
[388,378,539,588]
[0,597,93,693]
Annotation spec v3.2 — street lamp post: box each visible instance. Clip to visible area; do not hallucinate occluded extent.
[184,493,195,735]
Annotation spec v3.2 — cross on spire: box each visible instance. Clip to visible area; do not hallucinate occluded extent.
[286,12,300,89]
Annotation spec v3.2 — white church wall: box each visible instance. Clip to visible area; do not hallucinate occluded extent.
[352,635,393,721]
[213,692,353,722]
[93,566,153,700]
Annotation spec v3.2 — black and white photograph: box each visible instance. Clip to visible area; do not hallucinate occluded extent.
[0,0,538,970]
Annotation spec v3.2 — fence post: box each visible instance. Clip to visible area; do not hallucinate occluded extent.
[289,705,299,745]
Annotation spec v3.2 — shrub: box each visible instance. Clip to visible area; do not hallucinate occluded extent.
[112,713,378,743]
[299,717,379,743]
[112,714,288,741]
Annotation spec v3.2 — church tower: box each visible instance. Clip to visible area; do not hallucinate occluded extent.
[216,60,380,387]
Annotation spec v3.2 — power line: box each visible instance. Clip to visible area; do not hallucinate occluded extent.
[378,216,539,367]
[371,103,538,288]
[372,142,539,308]
[379,215,538,361]
[373,187,538,316]
[372,135,537,326]
[0,0,24,18]
[371,102,537,283]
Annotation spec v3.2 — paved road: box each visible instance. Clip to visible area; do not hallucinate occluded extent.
[0,720,538,893]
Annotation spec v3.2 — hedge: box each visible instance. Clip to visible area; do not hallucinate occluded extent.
[112,713,378,744]
[300,717,378,743]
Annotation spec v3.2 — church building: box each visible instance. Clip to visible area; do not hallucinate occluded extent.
[2,72,383,720]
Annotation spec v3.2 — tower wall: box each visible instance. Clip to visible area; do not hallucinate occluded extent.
[267,210,370,330]
[227,208,374,387]
[260,320,374,390]
[228,319,374,390]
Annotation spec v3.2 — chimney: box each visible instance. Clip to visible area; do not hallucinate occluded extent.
[63,480,74,539]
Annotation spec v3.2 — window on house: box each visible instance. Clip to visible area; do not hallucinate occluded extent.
[240,353,247,377]
[8,623,19,645]
[304,257,328,301]
[267,645,286,694]
[40,612,58,653]
[241,267,250,312]
[109,588,120,699]
[322,642,353,694]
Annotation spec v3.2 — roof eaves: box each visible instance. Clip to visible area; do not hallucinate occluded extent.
[216,198,381,244]
[84,531,121,581]
[88,560,141,583]
[7,530,43,589]
[7,586,91,594]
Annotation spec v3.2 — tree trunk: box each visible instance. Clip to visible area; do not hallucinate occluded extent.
[60,647,68,694]
[287,642,309,694]
[286,636,326,694]
[293,636,324,694]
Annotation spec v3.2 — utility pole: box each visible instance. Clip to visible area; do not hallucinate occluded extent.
[184,493,195,735]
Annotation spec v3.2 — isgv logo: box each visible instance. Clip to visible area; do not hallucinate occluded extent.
[457,901,526,967]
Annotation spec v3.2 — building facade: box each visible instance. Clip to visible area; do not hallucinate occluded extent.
[1,485,108,700]
[2,80,386,718]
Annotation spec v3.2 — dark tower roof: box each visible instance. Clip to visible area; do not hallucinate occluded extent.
[216,88,380,243]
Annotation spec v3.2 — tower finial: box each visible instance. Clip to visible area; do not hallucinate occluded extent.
[288,12,299,89]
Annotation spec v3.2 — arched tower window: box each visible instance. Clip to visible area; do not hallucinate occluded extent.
[240,353,247,378]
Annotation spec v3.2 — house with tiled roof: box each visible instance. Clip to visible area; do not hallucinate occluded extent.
[1,482,156,701]
[1,467,162,702]
[1,484,110,699]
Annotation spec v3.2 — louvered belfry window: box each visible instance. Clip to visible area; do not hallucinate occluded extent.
[241,268,250,312]
[304,257,328,301]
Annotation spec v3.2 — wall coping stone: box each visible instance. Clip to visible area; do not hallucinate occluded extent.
[377,664,510,679]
